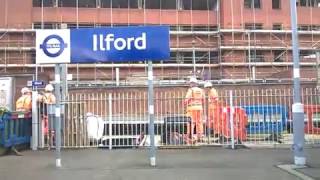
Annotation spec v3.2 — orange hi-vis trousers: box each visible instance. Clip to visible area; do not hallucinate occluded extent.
[207,102,222,133]
[186,109,204,139]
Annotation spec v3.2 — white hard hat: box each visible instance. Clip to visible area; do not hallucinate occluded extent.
[86,112,94,117]
[204,81,213,88]
[189,77,198,83]
[45,84,54,92]
[21,87,31,94]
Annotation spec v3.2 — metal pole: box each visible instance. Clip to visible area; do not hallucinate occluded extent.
[192,40,196,76]
[31,91,38,150]
[41,0,44,29]
[59,64,68,149]
[229,90,235,149]
[290,0,305,166]
[317,52,320,87]
[54,64,62,167]
[247,32,251,81]
[108,93,112,150]
[116,68,120,86]
[252,66,256,81]
[148,60,156,167]
[61,64,68,101]
[138,0,143,9]
[76,0,79,28]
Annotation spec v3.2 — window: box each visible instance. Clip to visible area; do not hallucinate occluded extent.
[182,0,191,10]
[311,25,320,31]
[210,0,218,10]
[192,0,211,10]
[298,25,310,31]
[272,24,282,30]
[101,0,111,8]
[145,0,160,9]
[178,0,216,10]
[298,24,320,31]
[33,22,60,29]
[33,0,55,7]
[244,0,261,8]
[170,52,183,63]
[111,0,129,8]
[169,51,215,64]
[129,0,140,8]
[298,0,320,7]
[272,0,281,9]
[99,0,138,8]
[170,25,218,31]
[273,50,284,62]
[300,50,316,59]
[160,0,176,9]
[246,50,264,62]
[66,23,95,28]
[245,23,263,30]
[298,0,307,6]
[58,0,76,7]
[78,0,97,7]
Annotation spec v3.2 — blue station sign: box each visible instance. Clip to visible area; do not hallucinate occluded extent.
[36,26,170,64]
[32,80,45,87]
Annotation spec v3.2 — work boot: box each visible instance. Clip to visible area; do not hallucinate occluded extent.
[11,146,23,156]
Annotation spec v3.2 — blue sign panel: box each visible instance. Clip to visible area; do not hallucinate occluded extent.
[32,80,45,87]
[36,26,170,64]
[70,26,170,63]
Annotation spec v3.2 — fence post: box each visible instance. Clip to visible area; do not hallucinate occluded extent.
[229,90,235,149]
[116,68,120,87]
[31,91,38,150]
[108,93,112,150]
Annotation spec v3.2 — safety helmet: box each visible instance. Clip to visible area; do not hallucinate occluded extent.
[86,112,94,117]
[45,84,54,92]
[189,77,198,84]
[21,87,31,94]
[204,81,213,88]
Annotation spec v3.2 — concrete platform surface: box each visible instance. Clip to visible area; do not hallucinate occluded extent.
[0,147,319,180]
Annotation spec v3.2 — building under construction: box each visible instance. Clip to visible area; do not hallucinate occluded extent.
[0,0,320,88]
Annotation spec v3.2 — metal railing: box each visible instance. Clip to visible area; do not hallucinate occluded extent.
[37,88,320,149]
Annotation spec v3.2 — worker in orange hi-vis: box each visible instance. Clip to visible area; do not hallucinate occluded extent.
[184,77,205,141]
[13,87,32,156]
[38,84,56,147]
[204,81,220,136]
[40,84,56,105]
[16,87,32,112]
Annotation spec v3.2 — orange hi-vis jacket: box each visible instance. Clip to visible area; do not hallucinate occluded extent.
[184,87,205,111]
[208,88,219,105]
[16,95,32,111]
[43,93,56,104]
